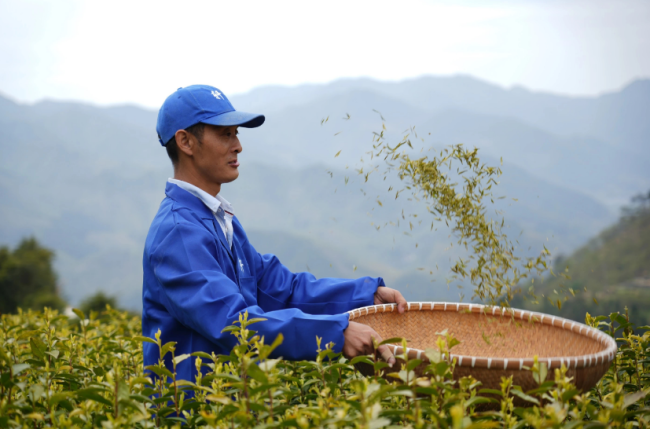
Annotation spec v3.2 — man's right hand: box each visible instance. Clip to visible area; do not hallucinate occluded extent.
[342,321,396,367]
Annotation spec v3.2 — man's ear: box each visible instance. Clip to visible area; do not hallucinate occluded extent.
[175,129,195,157]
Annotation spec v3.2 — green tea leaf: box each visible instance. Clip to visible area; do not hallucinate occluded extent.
[132,335,157,345]
[350,356,374,365]
[405,359,422,372]
[478,388,503,397]
[378,337,404,346]
[511,388,540,405]
[12,363,30,376]
[30,337,46,359]
[76,388,112,406]
[173,353,191,365]
[246,363,268,383]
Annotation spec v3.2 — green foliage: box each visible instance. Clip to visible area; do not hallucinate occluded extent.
[0,237,65,314]
[1,307,649,428]
[518,192,650,325]
[78,292,118,316]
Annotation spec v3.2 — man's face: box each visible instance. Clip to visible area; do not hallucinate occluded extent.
[194,124,242,185]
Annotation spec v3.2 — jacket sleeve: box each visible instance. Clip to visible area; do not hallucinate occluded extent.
[242,236,383,316]
[149,219,350,360]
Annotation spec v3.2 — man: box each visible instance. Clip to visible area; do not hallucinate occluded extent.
[142,85,407,381]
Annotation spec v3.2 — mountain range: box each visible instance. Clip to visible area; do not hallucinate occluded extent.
[0,74,647,309]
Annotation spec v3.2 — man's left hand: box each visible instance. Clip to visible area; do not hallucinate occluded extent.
[374,286,407,314]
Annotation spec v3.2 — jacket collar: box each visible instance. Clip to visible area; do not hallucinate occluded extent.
[165,182,214,220]
[165,182,235,260]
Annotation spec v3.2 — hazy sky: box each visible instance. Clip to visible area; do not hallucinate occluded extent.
[1,0,648,108]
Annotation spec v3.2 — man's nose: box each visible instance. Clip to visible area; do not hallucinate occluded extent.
[234,138,243,153]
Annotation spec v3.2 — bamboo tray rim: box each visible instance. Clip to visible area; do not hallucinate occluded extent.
[347,302,618,371]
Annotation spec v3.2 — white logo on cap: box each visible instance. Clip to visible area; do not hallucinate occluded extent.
[211,90,222,100]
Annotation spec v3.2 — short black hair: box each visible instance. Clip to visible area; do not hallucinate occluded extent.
[165,123,206,166]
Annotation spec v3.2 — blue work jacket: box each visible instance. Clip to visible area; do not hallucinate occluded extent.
[142,182,384,382]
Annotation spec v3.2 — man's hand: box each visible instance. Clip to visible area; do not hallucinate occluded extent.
[374,286,407,314]
[343,321,396,367]
[341,286,406,366]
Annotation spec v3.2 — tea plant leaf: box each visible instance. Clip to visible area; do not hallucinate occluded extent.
[30,337,46,359]
[213,373,242,382]
[378,337,404,346]
[133,335,157,344]
[129,377,153,388]
[76,388,113,406]
[205,394,231,404]
[160,341,177,358]
[72,308,85,320]
[49,392,75,407]
[144,365,173,379]
[478,388,503,397]
[173,353,191,365]
[350,356,374,365]
[406,359,423,372]
[191,351,213,360]
[12,363,30,376]
[623,389,649,409]
[465,396,498,408]
[246,363,268,383]
[511,388,540,405]
[44,350,60,359]
[424,348,442,363]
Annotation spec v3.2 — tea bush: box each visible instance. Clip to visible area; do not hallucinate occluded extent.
[1,306,649,428]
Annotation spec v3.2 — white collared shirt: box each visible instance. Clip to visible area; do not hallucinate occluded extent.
[167,178,234,248]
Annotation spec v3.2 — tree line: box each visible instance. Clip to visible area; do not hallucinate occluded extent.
[0,237,117,315]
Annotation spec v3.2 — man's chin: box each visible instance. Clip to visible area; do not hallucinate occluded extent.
[221,172,239,184]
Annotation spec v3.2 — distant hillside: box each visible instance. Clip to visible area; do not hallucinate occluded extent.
[516,194,650,325]
[232,77,650,208]
[2,74,649,309]
[233,75,650,163]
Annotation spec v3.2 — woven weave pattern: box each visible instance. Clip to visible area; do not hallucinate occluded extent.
[349,302,616,392]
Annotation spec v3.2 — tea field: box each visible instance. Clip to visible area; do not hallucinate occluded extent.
[0,306,649,428]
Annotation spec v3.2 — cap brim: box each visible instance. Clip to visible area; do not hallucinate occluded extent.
[202,111,265,128]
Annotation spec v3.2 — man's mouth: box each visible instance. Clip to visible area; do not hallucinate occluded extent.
[228,159,240,167]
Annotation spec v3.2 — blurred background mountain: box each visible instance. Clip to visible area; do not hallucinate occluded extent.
[1,75,649,317]
[515,192,650,325]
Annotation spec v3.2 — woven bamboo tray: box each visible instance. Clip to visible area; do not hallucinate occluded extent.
[348,302,617,393]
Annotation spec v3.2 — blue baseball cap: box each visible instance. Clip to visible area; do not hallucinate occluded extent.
[156,84,265,146]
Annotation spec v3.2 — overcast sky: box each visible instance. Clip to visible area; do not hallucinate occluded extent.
[1,0,648,108]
